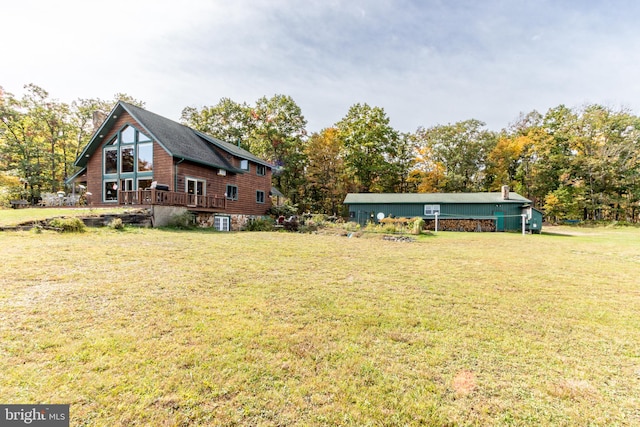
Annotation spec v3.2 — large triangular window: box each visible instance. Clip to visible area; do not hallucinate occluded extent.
[121,125,135,144]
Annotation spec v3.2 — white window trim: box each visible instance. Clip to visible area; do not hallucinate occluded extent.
[424,204,441,216]
[120,146,135,174]
[137,142,153,172]
[103,180,119,203]
[185,177,206,195]
[103,146,118,175]
[214,216,230,231]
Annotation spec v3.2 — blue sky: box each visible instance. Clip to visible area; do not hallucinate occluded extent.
[2,0,640,133]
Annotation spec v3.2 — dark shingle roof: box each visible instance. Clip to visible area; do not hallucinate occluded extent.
[119,103,236,170]
[75,101,271,171]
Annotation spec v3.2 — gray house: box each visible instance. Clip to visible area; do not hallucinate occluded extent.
[344,187,543,233]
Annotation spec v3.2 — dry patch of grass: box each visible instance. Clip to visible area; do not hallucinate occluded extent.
[1,226,639,425]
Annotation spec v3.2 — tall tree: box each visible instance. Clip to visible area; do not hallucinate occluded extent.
[303,128,347,214]
[525,105,576,205]
[180,98,253,147]
[409,136,446,193]
[570,105,640,220]
[383,132,416,193]
[181,95,309,205]
[335,103,400,192]
[412,119,496,192]
[0,85,70,198]
[485,134,531,192]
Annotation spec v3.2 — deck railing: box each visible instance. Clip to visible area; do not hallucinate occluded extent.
[120,189,226,210]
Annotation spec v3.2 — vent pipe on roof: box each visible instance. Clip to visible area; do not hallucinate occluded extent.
[501,185,510,200]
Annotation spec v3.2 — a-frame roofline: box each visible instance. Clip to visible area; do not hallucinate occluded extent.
[74,101,272,172]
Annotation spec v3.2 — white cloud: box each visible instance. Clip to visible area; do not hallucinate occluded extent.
[3,0,640,133]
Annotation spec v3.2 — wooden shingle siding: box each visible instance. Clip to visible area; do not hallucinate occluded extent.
[176,160,271,215]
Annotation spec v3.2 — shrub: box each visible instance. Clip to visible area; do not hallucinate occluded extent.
[109,218,124,230]
[344,222,361,232]
[0,173,24,208]
[409,217,425,235]
[167,212,196,230]
[245,217,274,231]
[267,201,298,218]
[298,222,319,233]
[48,217,86,233]
[373,218,403,233]
[283,217,299,232]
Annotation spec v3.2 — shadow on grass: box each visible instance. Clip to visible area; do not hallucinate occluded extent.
[541,231,575,237]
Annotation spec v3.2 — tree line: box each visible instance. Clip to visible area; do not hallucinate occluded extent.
[2,84,639,222]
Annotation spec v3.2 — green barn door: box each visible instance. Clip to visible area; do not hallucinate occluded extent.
[495,211,504,231]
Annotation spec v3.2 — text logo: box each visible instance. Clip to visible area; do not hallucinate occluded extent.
[1,405,69,426]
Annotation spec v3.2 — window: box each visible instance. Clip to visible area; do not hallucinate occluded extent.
[104,181,118,202]
[214,216,230,231]
[102,125,154,202]
[120,178,133,192]
[121,147,134,173]
[424,204,441,215]
[104,147,118,174]
[138,178,153,190]
[226,184,238,200]
[137,143,153,171]
[256,190,265,204]
[240,159,249,171]
[121,125,135,143]
[186,178,205,195]
[256,164,266,176]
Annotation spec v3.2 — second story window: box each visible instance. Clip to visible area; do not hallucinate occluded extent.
[226,184,238,200]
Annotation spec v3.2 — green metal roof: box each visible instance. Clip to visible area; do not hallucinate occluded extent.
[344,192,532,204]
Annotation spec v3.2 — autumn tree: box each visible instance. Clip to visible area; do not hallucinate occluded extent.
[570,105,640,220]
[0,85,71,198]
[412,119,496,192]
[0,85,145,201]
[303,128,347,214]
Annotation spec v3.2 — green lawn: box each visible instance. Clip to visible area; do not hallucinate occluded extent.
[0,207,140,227]
[1,224,639,426]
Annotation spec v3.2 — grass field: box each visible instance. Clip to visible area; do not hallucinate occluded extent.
[0,207,139,227]
[1,215,639,425]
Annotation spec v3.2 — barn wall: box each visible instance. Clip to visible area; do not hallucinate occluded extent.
[347,202,529,232]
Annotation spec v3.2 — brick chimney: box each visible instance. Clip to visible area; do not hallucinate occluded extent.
[92,111,107,132]
[501,185,510,200]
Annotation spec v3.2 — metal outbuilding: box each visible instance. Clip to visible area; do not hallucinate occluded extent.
[344,187,543,233]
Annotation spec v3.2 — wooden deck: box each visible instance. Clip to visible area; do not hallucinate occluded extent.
[120,189,226,210]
